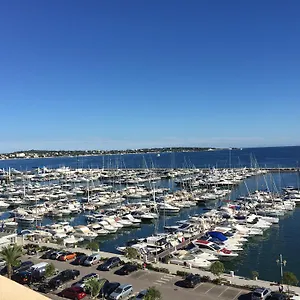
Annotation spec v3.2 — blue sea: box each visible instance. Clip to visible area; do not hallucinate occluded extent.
[1,146,300,170]
[1,146,300,283]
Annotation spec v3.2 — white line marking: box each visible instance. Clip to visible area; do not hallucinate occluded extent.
[156,280,168,284]
[218,286,229,297]
[205,286,216,294]
[233,290,243,299]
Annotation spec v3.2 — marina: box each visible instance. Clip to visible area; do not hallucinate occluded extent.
[0,148,300,285]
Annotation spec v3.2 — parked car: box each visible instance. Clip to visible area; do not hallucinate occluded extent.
[50,251,65,260]
[99,281,120,298]
[12,268,46,285]
[71,254,88,266]
[181,273,201,288]
[16,261,34,271]
[48,269,80,289]
[115,264,138,275]
[72,273,100,289]
[37,282,53,294]
[135,289,147,299]
[41,250,56,259]
[59,286,87,300]
[83,253,101,266]
[252,287,272,300]
[0,260,33,275]
[109,284,133,300]
[268,292,288,300]
[58,252,77,261]
[97,257,121,271]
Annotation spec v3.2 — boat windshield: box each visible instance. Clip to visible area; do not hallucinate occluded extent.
[211,244,221,250]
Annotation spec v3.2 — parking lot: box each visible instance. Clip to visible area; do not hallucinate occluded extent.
[21,253,250,300]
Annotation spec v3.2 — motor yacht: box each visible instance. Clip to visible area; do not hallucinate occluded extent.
[74,225,98,241]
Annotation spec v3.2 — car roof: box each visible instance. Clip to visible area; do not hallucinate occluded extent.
[118,284,132,288]
[254,287,269,293]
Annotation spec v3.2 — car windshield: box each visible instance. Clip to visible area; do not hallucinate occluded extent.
[114,287,123,293]
[253,292,262,297]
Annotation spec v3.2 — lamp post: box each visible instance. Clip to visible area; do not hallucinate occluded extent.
[276,254,287,283]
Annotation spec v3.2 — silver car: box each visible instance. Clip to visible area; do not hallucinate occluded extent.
[109,284,133,300]
[252,287,272,300]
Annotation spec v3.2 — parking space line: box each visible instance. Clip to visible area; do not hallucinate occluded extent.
[205,286,216,294]
[233,290,244,299]
[156,280,168,284]
[192,283,203,290]
[218,286,229,297]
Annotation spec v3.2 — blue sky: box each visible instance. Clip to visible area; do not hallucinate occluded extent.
[0,0,299,152]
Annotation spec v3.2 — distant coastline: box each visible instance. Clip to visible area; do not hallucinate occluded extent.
[0,147,231,160]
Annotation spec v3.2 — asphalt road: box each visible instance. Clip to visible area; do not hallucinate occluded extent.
[22,254,251,300]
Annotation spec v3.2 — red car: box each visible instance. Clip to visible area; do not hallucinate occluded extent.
[59,287,86,300]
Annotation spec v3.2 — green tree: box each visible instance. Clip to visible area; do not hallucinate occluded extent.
[282,271,299,295]
[0,244,23,279]
[86,241,99,252]
[125,247,139,259]
[210,261,225,278]
[45,262,56,278]
[144,286,162,300]
[85,278,106,299]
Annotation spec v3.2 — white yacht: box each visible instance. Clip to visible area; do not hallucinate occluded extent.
[157,203,180,214]
[123,214,141,225]
[74,225,98,241]
[88,223,109,236]
[0,201,10,209]
[193,240,238,260]
[98,220,118,233]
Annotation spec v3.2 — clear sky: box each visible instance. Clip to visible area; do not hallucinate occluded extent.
[0,0,299,152]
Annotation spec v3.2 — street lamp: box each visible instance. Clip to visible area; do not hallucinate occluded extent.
[276,254,287,283]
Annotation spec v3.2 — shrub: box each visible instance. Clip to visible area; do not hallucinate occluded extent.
[201,275,211,282]
[210,261,225,277]
[45,263,56,278]
[176,270,190,278]
[125,247,139,259]
[86,241,99,252]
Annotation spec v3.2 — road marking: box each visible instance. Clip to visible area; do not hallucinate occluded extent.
[164,274,176,278]
[156,280,168,284]
[153,281,162,285]
[218,286,229,297]
[192,283,203,291]
[233,290,244,299]
[205,285,216,294]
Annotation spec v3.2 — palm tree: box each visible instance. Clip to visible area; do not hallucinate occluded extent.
[84,278,106,299]
[0,244,23,279]
[144,286,162,300]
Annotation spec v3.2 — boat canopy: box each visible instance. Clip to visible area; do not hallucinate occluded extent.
[208,231,228,241]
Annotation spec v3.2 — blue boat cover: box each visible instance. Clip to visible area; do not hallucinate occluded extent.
[208,231,228,241]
